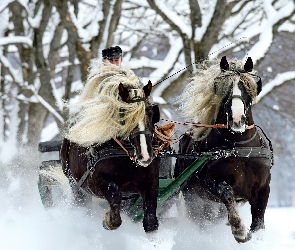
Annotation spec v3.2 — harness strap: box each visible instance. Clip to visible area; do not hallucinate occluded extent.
[233,127,257,146]
[113,137,135,161]
[76,145,134,189]
[129,131,152,140]
[77,168,93,188]
[209,147,272,160]
[246,124,255,129]
[127,96,147,103]
[152,147,272,160]
[234,147,271,158]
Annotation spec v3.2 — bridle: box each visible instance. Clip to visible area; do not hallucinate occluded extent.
[113,131,155,165]
[113,96,156,164]
[224,88,252,116]
[216,71,259,131]
[126,87,148,103]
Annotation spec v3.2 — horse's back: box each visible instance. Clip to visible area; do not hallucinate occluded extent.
[175,134,271,200]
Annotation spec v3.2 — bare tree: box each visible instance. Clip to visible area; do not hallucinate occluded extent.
[0,0,122,148]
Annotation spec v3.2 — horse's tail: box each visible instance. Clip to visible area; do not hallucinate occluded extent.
[39,163,73,199]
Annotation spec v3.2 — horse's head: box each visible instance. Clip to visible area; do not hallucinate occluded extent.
[118,81,160,167]
[217,56,262,133]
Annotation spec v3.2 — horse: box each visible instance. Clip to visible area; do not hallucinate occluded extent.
[174,56,273,243]
[60,70,161,233]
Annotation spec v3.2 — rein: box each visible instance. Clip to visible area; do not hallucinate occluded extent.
[160,117,255,130]
[113,118,256,160]
[160,117,228,129]
[113,131,165,161]
[113,137,135,161]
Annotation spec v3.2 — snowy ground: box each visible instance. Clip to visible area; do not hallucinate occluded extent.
[0,149,295,250]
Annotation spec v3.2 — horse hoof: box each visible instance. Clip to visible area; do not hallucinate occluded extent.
[145,225,158,233]
[143,221,159,233]
[143,215,159,233]
[102,219,112,230]
[102,218,120,230]
[250,221,265,233]
[234,231,252,243]
[102,211,121,230]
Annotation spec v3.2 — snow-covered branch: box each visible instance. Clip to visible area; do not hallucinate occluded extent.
[0,36,32,46]
[256,71,295,103]
[245,1,295,64]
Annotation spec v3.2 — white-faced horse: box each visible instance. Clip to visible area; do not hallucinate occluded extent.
[61,62,161,232]
[175,56,273,243]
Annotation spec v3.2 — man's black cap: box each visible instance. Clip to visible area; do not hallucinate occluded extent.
[102,46,122,59]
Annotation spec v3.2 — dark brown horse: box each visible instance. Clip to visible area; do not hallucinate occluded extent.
[60,81,161,233]
[175,56,273,243]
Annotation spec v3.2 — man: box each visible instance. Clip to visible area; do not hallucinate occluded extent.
[66,45,146,145]
[102,46,122,66]
[74,45,139,102]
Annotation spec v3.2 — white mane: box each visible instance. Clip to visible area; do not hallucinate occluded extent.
[177,58,258,141]
[64,60,147,147]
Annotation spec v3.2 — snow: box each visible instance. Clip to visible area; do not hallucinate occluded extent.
[0,145,295,250]
[256,71,295,103]
[148,36,183,97]
[0,36,32,47]
[154,1,191,37]
[1,1,295,248]
[246,0,295,65]
[0,0,14,12]
[195,0,216,41]
[41,122,59,142]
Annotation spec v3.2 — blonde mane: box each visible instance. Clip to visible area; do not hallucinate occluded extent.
[64,60,148,147]
[177,58,258,141]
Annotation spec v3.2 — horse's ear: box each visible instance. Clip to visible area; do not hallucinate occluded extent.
[143,80,153,97]
[220,56,229,71]
[118,82,129,102]
[152,105,160,124]
[256,77,262,96]
[244,57,253,72]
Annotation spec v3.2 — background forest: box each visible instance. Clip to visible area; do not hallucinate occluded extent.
[0,0,295,207]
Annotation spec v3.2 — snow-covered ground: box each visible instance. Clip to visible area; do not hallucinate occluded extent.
[0,148,294,250]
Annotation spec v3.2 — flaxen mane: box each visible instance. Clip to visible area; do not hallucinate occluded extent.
[177,58,258,141]
[64,60,148,147]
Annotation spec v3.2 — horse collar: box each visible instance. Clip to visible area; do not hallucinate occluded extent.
[233,127,258,146]
[213,125,257,147]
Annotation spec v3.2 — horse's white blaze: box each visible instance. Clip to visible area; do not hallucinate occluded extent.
[138,119,150,163]
[231,80,245,132]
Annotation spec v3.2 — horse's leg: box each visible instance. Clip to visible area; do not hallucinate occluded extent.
[212,181,251,243]
[249,183,270,232]
[102,182,122,230]
[142,194,159,233]
[141,164,159,233]
[69,178,92,208]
